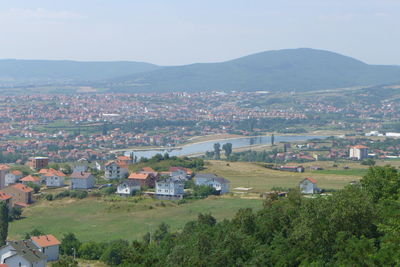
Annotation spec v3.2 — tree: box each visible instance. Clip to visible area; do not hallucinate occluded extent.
[79,241,105,260]
[153,222,169,243]
[9,207,22,221]
[60,233,81,257]
[360,166,400,202]
[26,182,40,194]
[24,229,45,239]
[213,143,221,160]
[361,158,376,166]
[100,240,130,265]
[0,202,8,246]
[222,143,233,158]
[52,255,79,267]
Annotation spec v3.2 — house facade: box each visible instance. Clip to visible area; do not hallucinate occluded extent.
[0,184,33,206]
[0,165,10,190]
[31,235,60,262]
[128,172,156,188]
[70,172,95,189]
[39,169,66,187]
[4,170,23,187]
[0,240,47,267]
[299,178,320,194]
[20,175,41,186]
[105,161,129,180]
[349,145,368,160]
[155,178,184,200]
[194,173,230,194]
[117,180,141,196]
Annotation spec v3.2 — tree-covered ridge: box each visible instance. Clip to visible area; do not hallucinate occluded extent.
[50,165,400,266]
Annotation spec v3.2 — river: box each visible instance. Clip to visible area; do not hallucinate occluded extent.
[124,135,326,159]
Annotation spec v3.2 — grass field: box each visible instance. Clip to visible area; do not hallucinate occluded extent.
[9,197,262,242]
[202,160,364,192]
[311,169,369,176]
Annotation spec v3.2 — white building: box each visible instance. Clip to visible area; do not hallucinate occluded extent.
[194,173,230,194]
[0,240,47,266]
[299,178,320,194]
[117,180,141,196]
[104,161,129,180]
[349,145,369,160]
[155,178,185,200]
[70,171,95,189]
[39,169,66,187]
[4,170,23,187]
[31,235,60,262]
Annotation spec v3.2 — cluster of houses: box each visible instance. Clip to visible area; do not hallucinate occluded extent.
[0,234,61,266]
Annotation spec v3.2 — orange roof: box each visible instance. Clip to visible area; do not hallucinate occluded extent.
[306,178,317,184]
[117,161,129,169]
[0,192,11,201]
[21,175,41,182]
[142,167,156,173]
[11,170,22,175]
[128,173,150,180]
[12,183,34,193]
[0,263,9,267]
[40,168,66,177]
[14,202,29,208]
[0,165,10,171]
[352,145,368,149]
[31,234,61,247]
[117,156,131,161]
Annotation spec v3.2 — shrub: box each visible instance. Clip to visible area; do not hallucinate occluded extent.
[45,194,54,201]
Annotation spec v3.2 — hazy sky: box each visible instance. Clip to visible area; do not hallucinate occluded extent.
[0,0,399,65]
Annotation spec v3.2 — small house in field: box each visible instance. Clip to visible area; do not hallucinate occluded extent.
[194,173,230,194]
[104,161,129,180]
[39,168,66,187]
[31,234,61,262]
[155,177,184,200]
[278,165,305,173]
[299,178,321,194]
[117,180,141,197]
[70,171,95,189]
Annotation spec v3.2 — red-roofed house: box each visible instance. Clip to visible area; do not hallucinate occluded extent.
[128,172,156,188]
[5,170,23,187]
[20,175,41,186]
[0,165,10,189]
[0,192,12,208]
[39,169,66,187]
[105,161,129,180]
[31,234,61,261]
[0,183,34,206]
[299,178,320,194]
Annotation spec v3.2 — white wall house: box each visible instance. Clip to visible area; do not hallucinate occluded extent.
[349,145,369,160]
[194,173,230,194]
[43,174,65,187]
[70,171,95,189]
[31,234,61,262]
[105,161,129,180]
[299,178,320,194]
[0,240,47,267]
[156,178,184,199]
[4,171,23,187]
[117,180,141,196]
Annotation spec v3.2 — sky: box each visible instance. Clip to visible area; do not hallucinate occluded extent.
[0,0,399,66]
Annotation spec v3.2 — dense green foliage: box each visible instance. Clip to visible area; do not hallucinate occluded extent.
[131,154,204,172]
[0,202,8,246]
[58,165,400,266]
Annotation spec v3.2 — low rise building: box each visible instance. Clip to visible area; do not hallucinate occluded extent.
[194,173,230,194]
[0,184,34,207]
[70,171,95,189]
[299,178,320,194]
[0,240,47,266]
[31,235,61,262]
[155,178,184,200]
[116,180,141,197]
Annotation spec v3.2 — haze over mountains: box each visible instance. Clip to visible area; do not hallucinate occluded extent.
[1,48,400,93]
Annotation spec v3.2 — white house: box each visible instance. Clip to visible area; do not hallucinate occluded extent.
[299,178,320,194]
[31,234,61,262]
[39,169,66,187]
[105,161,129,180]
[4,170,23,187]
[74,158,90,173]
[117,180,141,196]
[155,178,185,200]
[349,145,369,160]
[0,240,47,267]
[194,173,230,194]
[70,171,95,189]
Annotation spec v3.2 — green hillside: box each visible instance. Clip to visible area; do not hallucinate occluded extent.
[109,48,400,92]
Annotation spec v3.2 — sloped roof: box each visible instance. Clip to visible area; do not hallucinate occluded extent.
[70,171,92,179]
[21,175,41,182]
[4,240,47,262]
[12,183,34,193]
[0,192,11,201]
[128,173,150,180]
[31,234,61,248]
[195,173,230,184]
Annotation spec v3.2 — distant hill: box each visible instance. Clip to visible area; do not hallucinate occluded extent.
[109,48,400,93]
[1,48,400,93]
[0,59,160,86]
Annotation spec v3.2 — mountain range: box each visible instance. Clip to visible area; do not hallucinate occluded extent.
[1,48,400,93]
